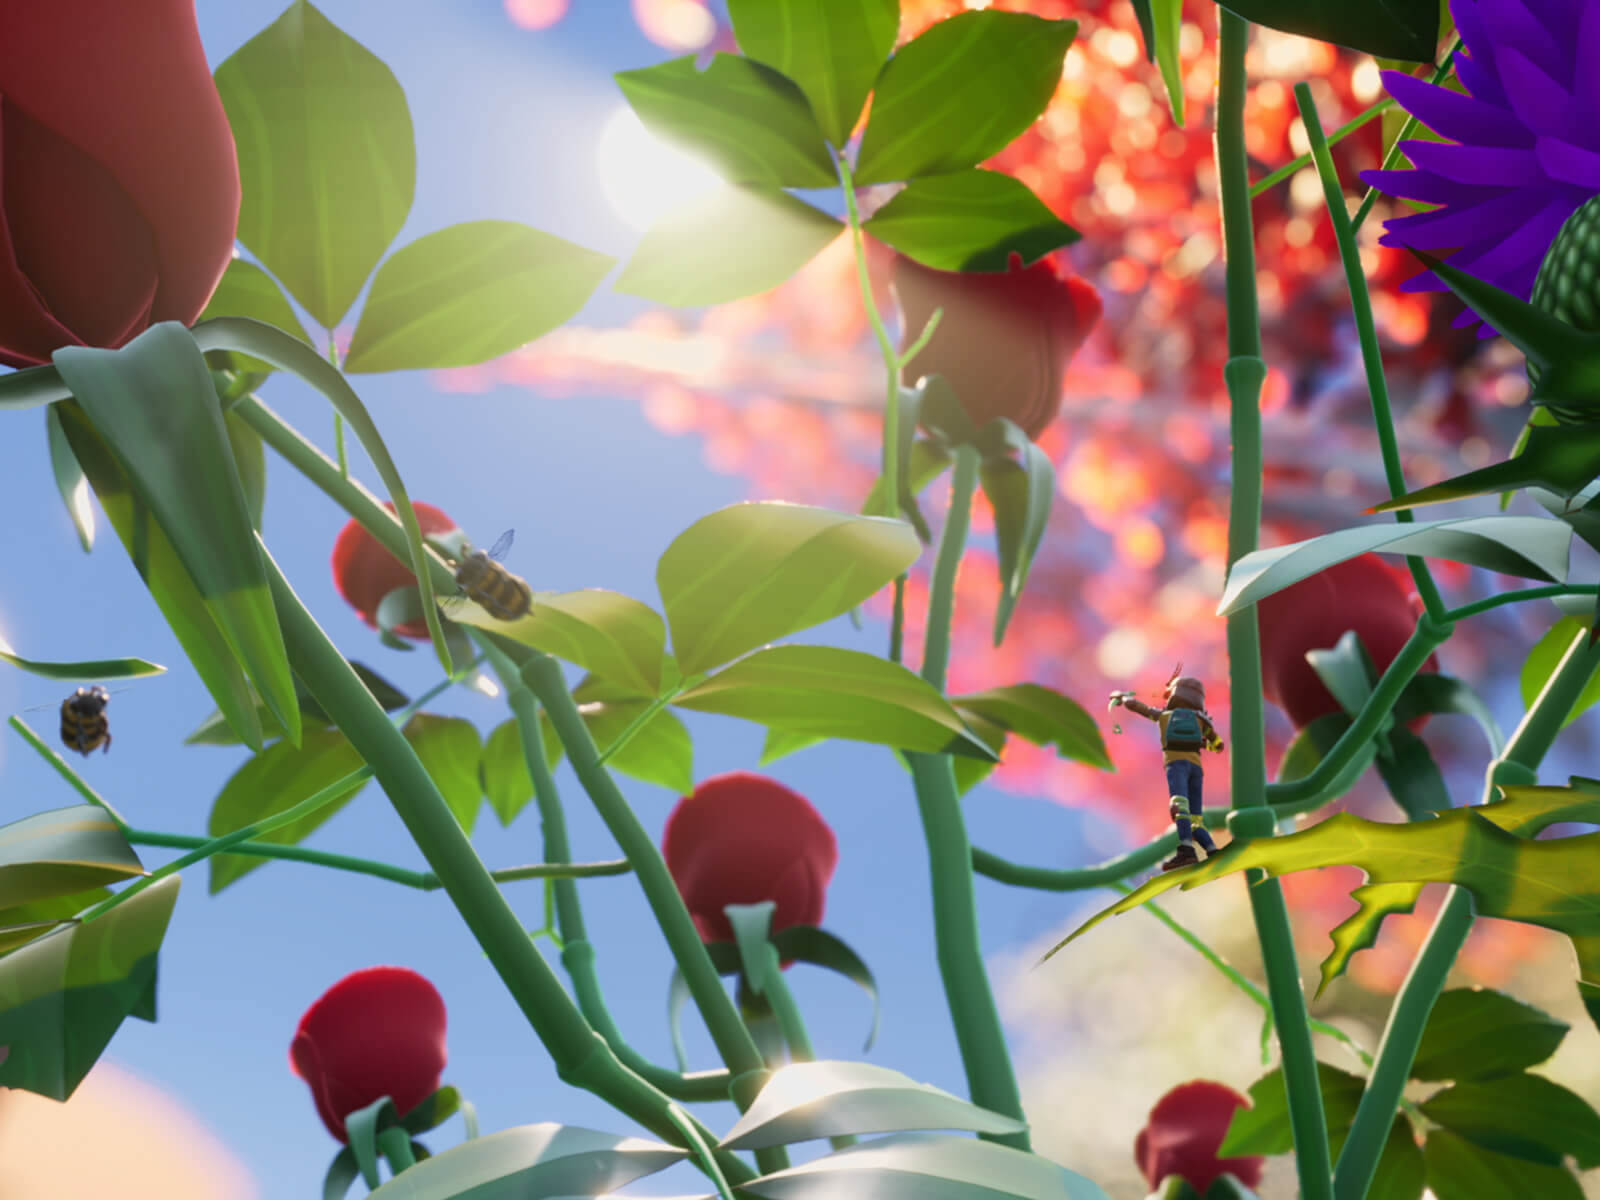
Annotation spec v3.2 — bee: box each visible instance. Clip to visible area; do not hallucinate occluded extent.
[450,530,532,621]
[60,685,112,755]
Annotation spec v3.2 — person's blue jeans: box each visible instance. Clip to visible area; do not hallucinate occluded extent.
[1165,759,1217,852]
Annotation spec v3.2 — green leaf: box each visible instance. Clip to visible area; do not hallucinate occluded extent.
[1373,726,1450,820]
[759,726,826,767]
[1391,674,1504,756]
[1213,0,1436,61]
[1364,1116,1427,1200]
[0,807,145,911]
[343,221,614,372]
[1040,784,1600,975]
[1276,712,1353,784]
[0,641,162,682]
[615,54,835,189]
[951,684,1111,769]
[950,711,1007,796]
[658,502,920,676]
[614,185,841,307]
[185,660,408,746]
[403,714,483,834]
[1217,516,1571,616]
[54,402,267,751]
[727,0,898,146]
[1150,0,1185,125]
[402,1085,464,1137]
[1411,988,1568,1082]
[855,12,1078,185]
[861,435,954,538]
[862,169,1080,272]
[0,875,180,1101]
[981,436,1057,645]
[722,1060,1027,1149]
[225,408,268,532]
[54,325,300,748]
[197,257,313,373]
[45,404,93,552]
[1521,617,1600,728]
[482,719,536,827]
[322,1147,360,1200]
[207,729,370,894]
[1421,1127,1584,1200]
[195,314,480,675]
[769,925,880,1051]
[449,590,666,698]
[1371,421,1600,513]
[1306,629,1379,722]
[0,888,115,958]
[363,1123,685,1199]
[572,679,695,794]
[1421,1072,1600,1167]
[735,1131,1112,1199]
[676,645,997,760]
[214,0,416,326]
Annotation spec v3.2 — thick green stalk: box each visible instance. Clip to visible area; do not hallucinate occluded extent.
[477,636,730,1104]
[1216,12,1332,1198]
[1333,625,1600,1200]
[906,441,1028,1149]
[258,545,744,1177]
[518,650,784,1170]
[1446,584,1599,622]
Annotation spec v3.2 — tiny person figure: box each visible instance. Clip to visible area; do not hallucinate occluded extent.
[1109,667,1226,871]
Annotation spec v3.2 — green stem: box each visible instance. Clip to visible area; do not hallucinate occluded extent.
[837,151,901,519]
[476,635,730,1104]
[1216,12,1332,1199]
[596,689,680,767]
[1295,83,1444,621]
[1444,584,1598,622]
[377,1127,415,1175]
[1333,625,1600,1200]
[1249,98,1394,198]
[761,944,858,1151]
[257,543,746,1180]
[890,574,908,664]
[1351,38,1462,234]
[905,440,1027,1149]
[7,716,130,828]
[517,648,785,1172]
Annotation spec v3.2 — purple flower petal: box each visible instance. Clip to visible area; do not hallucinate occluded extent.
[1382,189,1548,247]
[1449,196,1574,284]
[1579,1,1600,118]
[1381,69,1530,145]
[1401,140,1541,184]
[1490,0,1566,83]
[1362,167,1478,205]
[1496,47,1584,141]
[1452,50,1500,106]
[1535,137,1600,188]
[1449,3,1503,101]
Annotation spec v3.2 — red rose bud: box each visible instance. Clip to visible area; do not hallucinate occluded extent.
[0,0,240,366]
[892,251,1101,442]
[663,772,838,947]
[1134,1080,1265,1194]
[290,966,448,1143]
[331,502,460,639]
[1256,554,1439,729]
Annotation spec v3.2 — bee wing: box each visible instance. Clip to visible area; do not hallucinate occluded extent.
[487,529,515,561]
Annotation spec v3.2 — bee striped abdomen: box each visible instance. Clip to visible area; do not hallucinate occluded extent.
[59,686,112,755]
[454,551,532,621]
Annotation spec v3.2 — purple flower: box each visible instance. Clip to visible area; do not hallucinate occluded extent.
[1363,0,1600,336]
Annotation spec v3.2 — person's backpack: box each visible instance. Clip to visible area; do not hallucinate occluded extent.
[1164,708,1205,751]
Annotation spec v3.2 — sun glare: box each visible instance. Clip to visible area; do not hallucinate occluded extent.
[596,106,721,233]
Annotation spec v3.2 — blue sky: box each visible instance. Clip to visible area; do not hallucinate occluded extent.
[0,2,1118,1194]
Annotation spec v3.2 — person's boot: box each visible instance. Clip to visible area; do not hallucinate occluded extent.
[1161,842,1200,872]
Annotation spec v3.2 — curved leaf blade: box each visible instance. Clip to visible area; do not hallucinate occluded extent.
[727,0,899,146]
[1217,517,1571,617]
[344,221,615,372]
[45,404,93,551]
[769,925,880,1051]
[658,502,920,676]
[197,257,313,374]
[1520,617,1600,728]
[483,719,537,827]
[0,643,163,681]
[403,714,483,834]
[1216,0,1436,60]
[1421,1127,1584,1200]
[1410,988,1568,1082]
[855,12,1078,185]
[864,169,1080,272]
[450,590,665,698]
[614,186,841,307]
[983,436,1057,645]
[214,0,416,326]
[0,807,144,911]
[952,684,1110,769]
[1421,1072,1600,1167]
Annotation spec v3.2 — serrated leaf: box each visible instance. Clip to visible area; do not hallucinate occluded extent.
[1217,516,1570,616]
[1520,617,1600,728]
[55,325,300,748]
[1410,988,1568,1082]
[614,185,841,307]
[722,1061,1026,1149]
[0,875,179,1101]
[1421,1072,1600,1167]
[1214,0,1436,60]
[45,404,93,551]
[982,435,1056,645]
[343,221,614,372]
[449,590,666,698]
[214,0,415,326]
[403,714,483,834]
[207,729,370,893]
[855,12,1078,185]
[952,684,1110,769]
[1421,1127,1584,1200]
[0,807,145,911]
[658,502,920,676]
[364,1123,685,1199]
[735,1131,1111,1199]
[728,0,898,147]
[676,645,997,760]
[863,169,1080,272]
